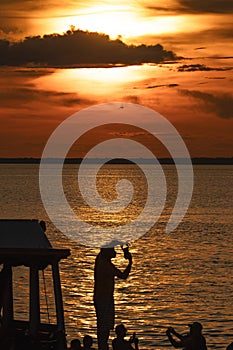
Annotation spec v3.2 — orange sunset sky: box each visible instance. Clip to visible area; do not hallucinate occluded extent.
[0,0,233,158]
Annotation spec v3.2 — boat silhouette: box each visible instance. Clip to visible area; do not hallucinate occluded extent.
[0,219,70,349]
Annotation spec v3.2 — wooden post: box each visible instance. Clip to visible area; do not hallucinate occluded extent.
[29,265,40,335]
[52,261,67,350]
[2,264,14,326]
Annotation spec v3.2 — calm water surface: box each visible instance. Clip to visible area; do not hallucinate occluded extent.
[0,164,233,349]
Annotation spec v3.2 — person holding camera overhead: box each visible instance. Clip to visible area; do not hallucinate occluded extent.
[94,245,132,350]
[166,322,208,350]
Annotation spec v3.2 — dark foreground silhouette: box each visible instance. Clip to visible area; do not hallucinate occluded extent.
[94,247,132,350]
[83,335,95,350]
[112,324,139,350]
[226,343,233,350]
[166,322,208,350]
[69,338,82,349]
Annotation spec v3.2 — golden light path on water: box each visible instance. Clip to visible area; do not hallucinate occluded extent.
[2,164,232,349]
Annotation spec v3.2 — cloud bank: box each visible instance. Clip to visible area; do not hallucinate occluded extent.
[0,28,177,67]
[144,0,233,14]
[180,90,233,119]
[178,64,232,72]
[0,85,95,108]
[178,0,233,14]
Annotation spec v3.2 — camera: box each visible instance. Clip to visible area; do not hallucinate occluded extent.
[121,244,130,259]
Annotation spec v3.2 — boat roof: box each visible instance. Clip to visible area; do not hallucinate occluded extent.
[0,219,70,267]
[0,219,51,249]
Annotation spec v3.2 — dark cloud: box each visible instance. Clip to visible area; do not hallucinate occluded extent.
[129,24,233,54]
[0,0,65,12]
[0,86,95,108]
[109,131,147,137]
[0,24,25,40]
[180,89,233,119]
[0,0,81,40]
[178,64,232,72]
[0,29,177,67]
[208,56,233,59]
[194,47,206,50]
[178,0,233,14]
[145,0,233,14]
[182,26,231,40]
[13,68,55,77]
[206,77,226,80]
[147,83,179,89]
[143,5,174,14]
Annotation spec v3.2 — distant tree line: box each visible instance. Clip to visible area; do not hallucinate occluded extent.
[0,158,232,164]
[0,28,177,66]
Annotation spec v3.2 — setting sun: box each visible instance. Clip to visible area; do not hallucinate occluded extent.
[22,1,227,46]
[51,5,141,38]
[46,5,184,39]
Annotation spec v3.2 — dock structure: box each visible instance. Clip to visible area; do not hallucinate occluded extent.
[0,219,70,350]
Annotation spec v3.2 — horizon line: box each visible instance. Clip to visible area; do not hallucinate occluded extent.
[0,157,232,165]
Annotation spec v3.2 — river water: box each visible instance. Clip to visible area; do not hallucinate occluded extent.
[0,164,233,349]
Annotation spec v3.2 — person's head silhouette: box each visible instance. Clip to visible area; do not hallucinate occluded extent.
[100,247,116,259]
[188,322,203,335]
[115,324,127,338]
[83,335,93,349]
[70,338,82,350]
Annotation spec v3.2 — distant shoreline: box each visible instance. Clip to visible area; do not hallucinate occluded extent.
[0,61,181,69]
[0,158,232,165]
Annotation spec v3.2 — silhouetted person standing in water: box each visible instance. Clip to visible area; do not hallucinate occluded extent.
[94,247,132,350]
[166,322,208,350]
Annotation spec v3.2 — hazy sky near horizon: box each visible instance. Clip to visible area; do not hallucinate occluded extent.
[0,0,233,158]
[1,0,233,52]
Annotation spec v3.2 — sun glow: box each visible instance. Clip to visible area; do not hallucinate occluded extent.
[34,65,156,96]
[74,11,138,38]
[54,8,139,39]
[50,5,182,40]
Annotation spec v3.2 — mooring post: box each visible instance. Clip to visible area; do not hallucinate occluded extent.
[52,260,67,349]
[29,265,40,335]
[2,264,14,327]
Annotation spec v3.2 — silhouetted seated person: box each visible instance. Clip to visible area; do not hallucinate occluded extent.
[83,335,95,350]
[69,338,82,350]
[166,322,207,350]
[226,342,233,350]
[112,324,139,350]
[94,246,132,350]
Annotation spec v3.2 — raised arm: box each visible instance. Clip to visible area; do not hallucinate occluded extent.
[168,327,185,340]
[166,328,187,348]
[111,253,132,280]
